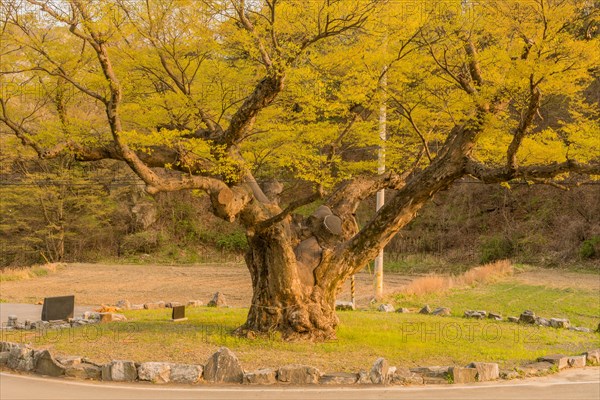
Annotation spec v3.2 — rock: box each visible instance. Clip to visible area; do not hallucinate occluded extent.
[535,317,550,327]
[508,316,519,323]
[7,345,35,371]
[0,342,21,352]
[549,318,570,329]
[568,326,591,332]
[390,367,424,385]
[157,301,166,308]
[488,312,502,321]
[357,370,370,384]
[432,307,451,316]
[56,356,82,368]
[102,360,137,382]
[517,362,554,375]
[464,310,485,319]
[115,300,130,310]
[396,308,410,313]
[244,368,277,385]
[419,305,432,315]
[187,300,203,307]
[467,362,499,381]
[568,355,586,368]
[335,301,355,311]
[7,315,17,327]
[83,311,101,320]
[585,349,600,365]
[204,347,244,383]
[169,363,203,384]
[377,304,395,313]
[320,372,358,385]
[144,302,160,310]
[165,302,182,308]
[100,313,127,323]
[0,351,10,365]
[278,364,320,384]
[450,366,478,383]
[207,292,227,308]
[537,354,569,370]
[519,310,536,324]
[500,370,520,380]
[130,304,144,310]
[370,357,389,384]
[65,362,102,380]
[410,366,450,378]
[138,362,171,384]
[34,350,65,377]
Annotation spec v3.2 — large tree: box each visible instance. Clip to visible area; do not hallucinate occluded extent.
[1,0,599,339]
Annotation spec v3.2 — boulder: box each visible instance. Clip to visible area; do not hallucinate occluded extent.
[500,370,520,380]
[464,310,485,319]
[396,308,410,313]
[549,318,570,329]
[410,366,450,379]
[450,367,478,383]
[277,364,320,384]
[7,345,35,371]
[56,355,82,368]
[115,300,130,310]
[517,362,554,375]
[244,368,277,385]
[34,350,65,377]
[207,292,227,308]
[138,362,171,384]
[335,301,355,311]
[7,315,17,327]
[535,317,550,327]
[130,304,144,310]
[0,342,21,352]
[508,316,519,323]
[102,360,137,382]
[568,355,586,368]
[467,362,499,381]
[488,312,502,321]
[357,370,370,384]
[0,351,10,365]
[519,310,536,324]
[65,362,102,380]
[370,357,389,384]
[187,300,203,307]
[568,326,591,333]
[100,313,127,323]
[204,347,244,383]
[165,302,182,308]
[83,311,101,320]
[432,307,451,316]
[585,349,600,365]
[419,305,432,315]
[144,302,160,310]
[537,354,569,370]
[390,367,424,385]
[170,364,203,384]
[320,372,358,385]
[378,304,395,313]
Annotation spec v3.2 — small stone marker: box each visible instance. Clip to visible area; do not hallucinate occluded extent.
[41,295,75,321]
[171,305,187,322]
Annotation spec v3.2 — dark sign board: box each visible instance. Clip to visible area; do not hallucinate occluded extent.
[41,295,75,321]
[171,305,186,321]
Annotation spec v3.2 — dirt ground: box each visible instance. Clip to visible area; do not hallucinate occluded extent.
[1,263,597,308]
[0,262,412,307]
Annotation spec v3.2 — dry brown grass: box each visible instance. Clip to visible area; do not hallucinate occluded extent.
[401,260,513,296]
[0,263,64,282]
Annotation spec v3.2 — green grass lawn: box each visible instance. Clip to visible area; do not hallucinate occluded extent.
[4,301,598,373]
[394,282,600,328]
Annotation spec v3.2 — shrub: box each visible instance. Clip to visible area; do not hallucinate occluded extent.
[479,235,514,264]
[120,231,160,255]
[579,236,600,259]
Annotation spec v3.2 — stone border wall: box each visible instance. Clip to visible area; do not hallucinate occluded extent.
[1,341,598,386]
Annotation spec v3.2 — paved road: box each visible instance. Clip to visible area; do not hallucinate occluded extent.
[0,303,94,323]
[1,368,599,400]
